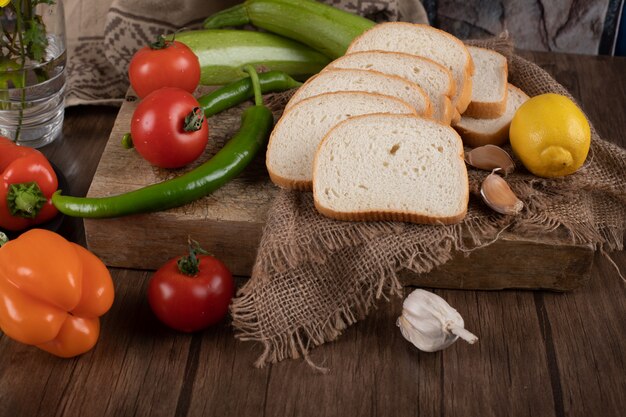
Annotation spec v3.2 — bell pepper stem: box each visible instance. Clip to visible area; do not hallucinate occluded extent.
[243,65,263,106]
[177,239,210,276]
[0,232,8,247]
[7,182,47,219]
[203,4,250,29]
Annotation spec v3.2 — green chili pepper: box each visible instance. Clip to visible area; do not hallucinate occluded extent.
[52,66,274,219]
[173,29,330,85]
[203,0,375,59]
[197,70,301,118]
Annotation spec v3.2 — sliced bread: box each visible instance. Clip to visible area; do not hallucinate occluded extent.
[463,46,508,119]
[284,68,432,118]
[346,22,474,114]
[455,84,529,148]
[324,51,455,124]
[313,114,468,225]
[267,92,417,190]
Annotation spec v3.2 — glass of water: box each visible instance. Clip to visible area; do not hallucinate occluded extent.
[0,0,66,148]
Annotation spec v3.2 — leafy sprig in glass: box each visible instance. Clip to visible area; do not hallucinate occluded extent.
[0,0,66,147]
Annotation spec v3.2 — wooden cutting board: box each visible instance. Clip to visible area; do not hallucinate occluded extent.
[84,90,594,291]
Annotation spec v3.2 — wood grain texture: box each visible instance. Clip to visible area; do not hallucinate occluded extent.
[401,234,594,291]
[84,89,277,276]
[0,51,622,417]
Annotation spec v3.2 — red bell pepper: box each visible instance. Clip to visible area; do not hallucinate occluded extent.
[0,137,58,231]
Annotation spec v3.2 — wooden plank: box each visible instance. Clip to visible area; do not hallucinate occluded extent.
[439,289,557,417]
[183,312,269,417]
[526,50,626,417]
[0,270,269,417]
[84,90,277,276]
[45,106,120,245]
[402,234,594,291]
[50,269,190,417]
[540,252,626,417]
[264,293,443,417]
[84,90,594,290]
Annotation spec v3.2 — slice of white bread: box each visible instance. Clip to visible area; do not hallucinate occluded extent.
[455,84,529,148]
[463,46,508,119]
[313,114,469,224]
[324,51,455,124]
[284,68,432,118]
[268,92,417,190]
[346,22,474,114]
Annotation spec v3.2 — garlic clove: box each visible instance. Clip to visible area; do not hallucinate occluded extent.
[465,145,515,174]
[397,289,478,352]
[480,171,524,215]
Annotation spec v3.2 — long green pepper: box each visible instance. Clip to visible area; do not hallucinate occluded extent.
[52,66,274,219]
[197,71,301,118]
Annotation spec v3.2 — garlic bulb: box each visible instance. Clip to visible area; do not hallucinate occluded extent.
[397,289,478,352]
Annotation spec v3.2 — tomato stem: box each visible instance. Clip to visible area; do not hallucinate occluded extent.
[183,107,205,132]
[0,232,8,247]
[7,182,47,218]
[177,239,209,276]
[149,35,169,50]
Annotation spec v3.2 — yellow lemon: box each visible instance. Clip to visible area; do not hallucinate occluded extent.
[509,93,590,178]
[0,0,9,7]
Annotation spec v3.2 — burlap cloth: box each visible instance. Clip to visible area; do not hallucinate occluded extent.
[232,38,626,370]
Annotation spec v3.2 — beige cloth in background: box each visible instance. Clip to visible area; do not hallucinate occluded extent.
[64,0,428,106]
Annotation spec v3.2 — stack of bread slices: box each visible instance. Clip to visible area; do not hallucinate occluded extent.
[266,22,530,225]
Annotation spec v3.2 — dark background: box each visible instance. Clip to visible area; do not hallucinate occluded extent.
[412,0,625,56]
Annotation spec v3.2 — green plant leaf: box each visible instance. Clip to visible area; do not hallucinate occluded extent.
[22,16,47,61]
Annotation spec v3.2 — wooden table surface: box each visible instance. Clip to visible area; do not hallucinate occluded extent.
[1,51,625,417]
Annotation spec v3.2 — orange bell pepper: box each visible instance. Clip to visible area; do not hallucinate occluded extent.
[0,229,114,357]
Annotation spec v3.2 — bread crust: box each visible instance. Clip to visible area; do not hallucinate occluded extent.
[451,108,462,125]
[454,84,529,148]
[453,123,510,148]
[463,98,508,120]
[267,92,418,190]
[462,47,509,119]
[312,113,469,225]
[313,201,468,225]
[439,97,454,125]
[268,170,313,191]
[455,68,473,114]
[285,68,433,118]
[325,50,457,99]
[346,22,473,117]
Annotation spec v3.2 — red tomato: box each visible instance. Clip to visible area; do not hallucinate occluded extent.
[128,39,200,99]
[130,88,208,168]
[147,252,234,333]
